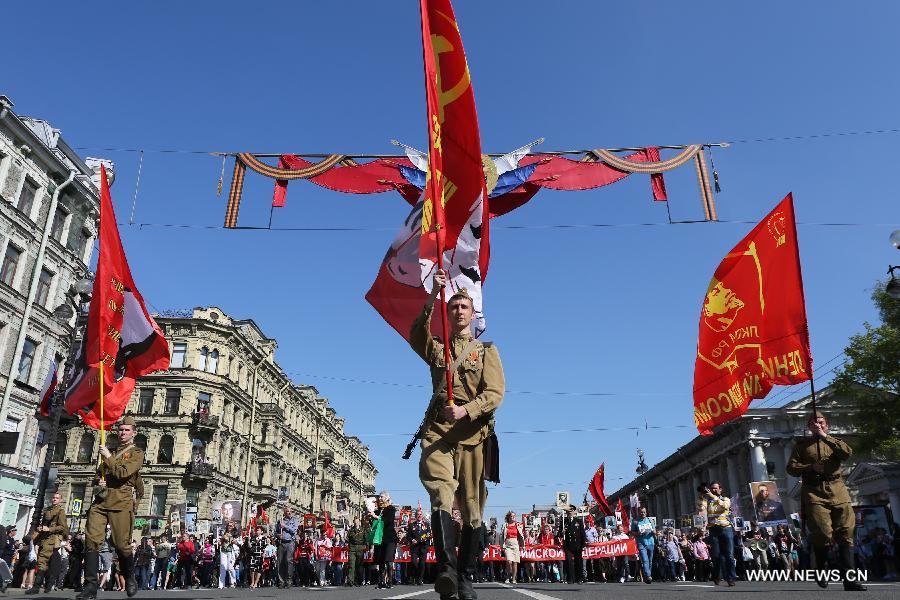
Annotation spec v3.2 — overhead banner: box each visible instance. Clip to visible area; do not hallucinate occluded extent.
[326,539,637,563]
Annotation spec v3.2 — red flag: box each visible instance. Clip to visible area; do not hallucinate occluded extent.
[323,511,335,539]
[616,498,629,533]
[693,193,811,435]
[65,167,170,429]
[588,463,613,516]
[39,361,58,417]
[366,0,489,340]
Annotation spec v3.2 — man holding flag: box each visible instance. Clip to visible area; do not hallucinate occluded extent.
[65,166,169,600]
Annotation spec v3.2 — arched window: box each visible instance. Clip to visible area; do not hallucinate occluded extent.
[157,434,174,464]
[52,432,67,462]
[135,434,148,452]
[208,350,219,374]
[76,433,95,463]
[197,347,208,372]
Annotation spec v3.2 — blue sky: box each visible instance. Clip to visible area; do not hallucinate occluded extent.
[4,1,899,519]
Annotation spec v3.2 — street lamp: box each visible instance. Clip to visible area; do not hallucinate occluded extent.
[30,275,94,532]
[887,266,900,300]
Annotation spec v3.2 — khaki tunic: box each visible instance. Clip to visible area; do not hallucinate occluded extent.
[35,504,68,571]
[786,434,854,547]
[85,443,144,554]
[410,304,505,527]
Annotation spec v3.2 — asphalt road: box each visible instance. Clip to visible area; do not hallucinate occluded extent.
[9,580,900,600]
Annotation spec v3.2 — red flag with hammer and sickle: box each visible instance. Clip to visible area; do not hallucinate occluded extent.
[693,193,812,435]
[419,0,488,282]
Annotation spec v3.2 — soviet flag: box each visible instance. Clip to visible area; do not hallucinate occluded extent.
[693,193,812,435]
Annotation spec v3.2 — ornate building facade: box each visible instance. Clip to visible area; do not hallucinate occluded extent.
[54,306,377,532]
[0,95,109,532]
[610,385,899,523]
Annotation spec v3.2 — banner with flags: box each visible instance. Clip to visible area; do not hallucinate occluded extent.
[588,463,613,516]
[366,0,489,340]
[38,361,58,417]
[693,193,812,435]
[65,167,170,429]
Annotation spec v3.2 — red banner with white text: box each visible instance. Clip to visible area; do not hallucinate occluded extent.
[327,539,637,563]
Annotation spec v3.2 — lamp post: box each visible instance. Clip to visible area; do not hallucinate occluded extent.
[886,230,900,300]
[29,275,94,533]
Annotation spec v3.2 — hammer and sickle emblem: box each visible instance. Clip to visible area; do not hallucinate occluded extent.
[430,11,471,124]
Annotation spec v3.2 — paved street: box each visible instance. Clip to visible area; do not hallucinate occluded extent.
[8,580,900,600]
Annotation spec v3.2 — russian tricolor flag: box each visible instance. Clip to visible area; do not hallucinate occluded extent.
[39,361,58,417]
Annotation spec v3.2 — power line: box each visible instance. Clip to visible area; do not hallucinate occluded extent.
[354,423,693,439]
[72,126,900,157]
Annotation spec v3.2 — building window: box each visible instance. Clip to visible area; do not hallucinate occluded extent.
[17,178,38,218]
[35,268,53,307]
[157,434,174,464]
[164,389,181,414]
[17,338,37,382]
[50,207,67,242]
[1,244,21,287]
[134,433,148,452]
[150,485,168,516]
[137,388,154,414]
[208,350,219,374]
[74,228,90,260]
[186,488,200,508]
[171,343,186,368]
[0,418,20,466]
[77,432,95,463]
[191,438,205,463]
[52,431,67,462]
[197,347,208,371]
[197,392,211,413]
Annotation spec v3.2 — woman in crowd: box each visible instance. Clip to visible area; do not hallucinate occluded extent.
[500,511,523,584]
[690,531,710,581]
[198,535,215,588]
[332,532,345,586]
[248,527,266,588]
[631,506,655,584]
[262,536,277,587]
[373,490,398,589]
[19,535,36,590]
[538,523,555,582]
[315,529,333,587]
[217,533,237,589]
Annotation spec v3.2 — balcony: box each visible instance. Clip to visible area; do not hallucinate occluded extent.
[320,449,335,465]
[191,412,220,433]
[185,461,215,480]
[363,484,376,495]
[257,403,284,418]
[320,479,334,492]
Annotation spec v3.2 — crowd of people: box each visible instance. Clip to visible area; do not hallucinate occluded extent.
[0,486,896,592]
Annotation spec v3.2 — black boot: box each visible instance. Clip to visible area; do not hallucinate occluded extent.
[120,552,138,597]
[76,551,100,600]
[812,546,829,588]
[457,525,481,600]
[25,572,44,595]
[432,510,459,600]
[838,544,867,591]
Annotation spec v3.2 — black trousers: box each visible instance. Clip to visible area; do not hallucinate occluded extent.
[411,546,428,583]
[563,547,583,583]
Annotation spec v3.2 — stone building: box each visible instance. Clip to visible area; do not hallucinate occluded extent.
[54,307,377,533]
[610,384,899,524]
[0,95,110,532]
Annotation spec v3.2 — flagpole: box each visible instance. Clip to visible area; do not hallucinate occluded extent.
[434,224,455,406]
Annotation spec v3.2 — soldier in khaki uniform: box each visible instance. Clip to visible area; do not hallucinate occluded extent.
[26,491,68,594]
[77,416,144,600]
[410,269,505,600]
[786,411,866,591]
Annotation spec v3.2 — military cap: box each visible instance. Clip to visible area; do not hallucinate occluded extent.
[449,287,472,303]
[119,415,137,427]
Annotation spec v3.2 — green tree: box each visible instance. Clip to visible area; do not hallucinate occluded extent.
[832,282,900,459]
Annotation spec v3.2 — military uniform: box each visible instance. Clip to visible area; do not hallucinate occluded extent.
[26,502,68,593]
[786,415,864,590]
[409,300,505,600]
[345,524,367,586]
[78,417,144,600]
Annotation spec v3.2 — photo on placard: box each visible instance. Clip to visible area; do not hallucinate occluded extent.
[604,516,617,530]
[525,515,535,529]
[364,495,378,515]
[854,506,892,542]
[648,516,657,529]
[662,518,676,529]
[489,517,498,528]
[692,515,706,528]
[335,498,348,514]
[401,511,411,527]
[789,512,801,529]
[749,481,788,526]
[734,516,745,530]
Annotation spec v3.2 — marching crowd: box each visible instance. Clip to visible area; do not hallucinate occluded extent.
[0,487,896,593]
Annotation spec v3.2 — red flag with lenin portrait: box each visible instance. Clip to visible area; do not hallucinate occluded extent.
[65,167,170,429]
[693,193,811,435]
[366,0,489,340]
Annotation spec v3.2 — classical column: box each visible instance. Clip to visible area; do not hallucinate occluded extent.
[889,491,900,523]
[749,441,767,482]
[726,453,742,502]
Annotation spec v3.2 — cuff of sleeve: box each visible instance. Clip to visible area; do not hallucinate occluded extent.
[464,402,482,421]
